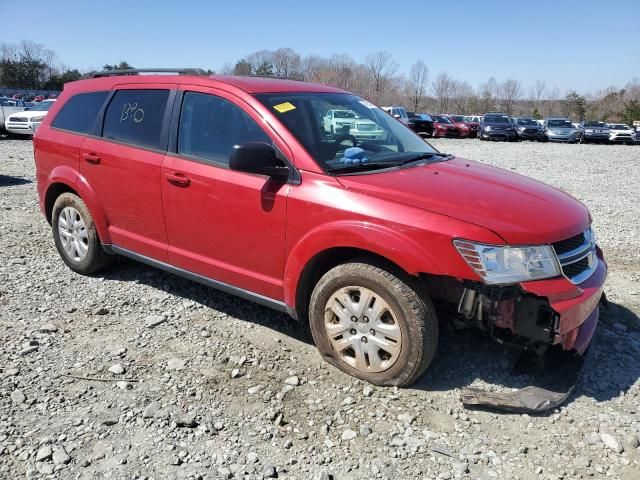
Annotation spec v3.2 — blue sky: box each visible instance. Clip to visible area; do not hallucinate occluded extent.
[4,0,638,94]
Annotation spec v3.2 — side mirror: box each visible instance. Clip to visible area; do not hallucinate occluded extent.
[393,114,401,119]
[229,142,289,180]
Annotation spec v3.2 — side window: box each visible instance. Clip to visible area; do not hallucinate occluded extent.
[51,91,109,134]
[178,91,271,165]
[102,89,170,150]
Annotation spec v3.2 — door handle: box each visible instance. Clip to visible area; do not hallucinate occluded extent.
[82,153,101,164]
[165,172,191,187]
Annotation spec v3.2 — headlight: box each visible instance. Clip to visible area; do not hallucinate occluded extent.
[484,126,492,131]
[31,116,45,122]
[453,240,560,284]
[585,129,593,133]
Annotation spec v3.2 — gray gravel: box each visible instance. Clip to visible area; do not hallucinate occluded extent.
[1,137,639,479]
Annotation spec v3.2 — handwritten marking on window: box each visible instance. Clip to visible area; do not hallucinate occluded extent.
[120,102,145,123]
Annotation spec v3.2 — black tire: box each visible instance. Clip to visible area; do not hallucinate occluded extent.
[308,260,438,387]
[51,192,112,275]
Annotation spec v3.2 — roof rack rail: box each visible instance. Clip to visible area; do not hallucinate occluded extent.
[91,68,208,78]
[246,74,304,81]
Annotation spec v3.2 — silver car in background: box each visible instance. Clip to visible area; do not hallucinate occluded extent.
[543,118,577,143]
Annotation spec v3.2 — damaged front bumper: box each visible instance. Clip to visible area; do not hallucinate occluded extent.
[454,252,607,413]
[454,251,607,356]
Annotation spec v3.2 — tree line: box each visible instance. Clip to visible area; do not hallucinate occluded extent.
[1,41,638,123]
[222,48,640,123]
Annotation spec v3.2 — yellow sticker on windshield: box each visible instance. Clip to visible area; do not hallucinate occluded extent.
[273,102,296,113]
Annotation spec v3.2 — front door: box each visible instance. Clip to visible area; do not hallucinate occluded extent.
[161,88,291,300]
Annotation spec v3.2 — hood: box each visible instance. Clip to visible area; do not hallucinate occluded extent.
[336,157,589,245]
[435,122,456,128]
[8,109,49,120]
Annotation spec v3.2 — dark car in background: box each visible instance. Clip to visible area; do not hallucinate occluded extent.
[430,114,460,137]
[407,111,434,137]
[478,112,515,141]
[512,117,546,141]
[577,121,610,144]
[446,115,477,138]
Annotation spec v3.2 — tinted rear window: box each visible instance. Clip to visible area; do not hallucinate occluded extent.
[102,89,170,150]
[51,91,109,134]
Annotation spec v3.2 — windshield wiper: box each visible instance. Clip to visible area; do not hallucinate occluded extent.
[326,161,403,174]
[398,152,452,166]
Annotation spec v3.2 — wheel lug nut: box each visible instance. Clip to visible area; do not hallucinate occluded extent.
[369,329,375,335]
[361,336,368,343]
[350,329,356,335]
[351,316,357,322]
[362,316,369,323]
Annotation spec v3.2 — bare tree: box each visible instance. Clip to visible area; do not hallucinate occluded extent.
[499,79,522,115]
[365,51,398,96]
[407,60,428,111]
[271,48,301,78]
[18,40,43,61]
[478,77,499,113]
[451,80,476,114]
[42,49,57,81]
[432,72,455,113]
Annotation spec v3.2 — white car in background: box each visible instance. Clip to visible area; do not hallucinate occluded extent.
[6,99,56,136]
[608,123,636,145]
[381,106,409,125]
[323,109,385,140]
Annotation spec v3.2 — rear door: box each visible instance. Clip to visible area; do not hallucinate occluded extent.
[79,85,175,261]
[161,86,291,300]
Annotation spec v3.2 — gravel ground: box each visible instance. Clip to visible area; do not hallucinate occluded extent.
[1,136,639,480]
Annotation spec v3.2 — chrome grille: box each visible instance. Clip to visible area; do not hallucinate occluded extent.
[9,117,28,123]
[552,228,597,284]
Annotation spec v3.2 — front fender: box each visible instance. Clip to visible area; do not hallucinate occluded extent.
[283,220,460,308]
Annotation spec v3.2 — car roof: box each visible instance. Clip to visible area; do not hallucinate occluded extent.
[65,74,347,95]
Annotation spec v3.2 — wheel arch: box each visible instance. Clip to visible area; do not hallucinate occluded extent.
[44,167,111,244]
[284,222,441,322]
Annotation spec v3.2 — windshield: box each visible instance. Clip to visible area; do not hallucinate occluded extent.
[419,113,433,121]
[30,101,54,112]
[432,115,452,124]
[450,115,465,122]
[517,118,537,126]
[548,119,572,128]
[257,93,441,174]
[484,114,510,123]
[584,121,606,127]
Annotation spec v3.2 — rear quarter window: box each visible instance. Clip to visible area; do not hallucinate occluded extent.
[50,91,109,134]
[102,89,170,150]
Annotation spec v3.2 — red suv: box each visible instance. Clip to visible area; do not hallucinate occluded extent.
[34,69,606,387]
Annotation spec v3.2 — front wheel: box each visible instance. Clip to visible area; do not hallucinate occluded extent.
[308,261,438,386]
[52,193,112,275]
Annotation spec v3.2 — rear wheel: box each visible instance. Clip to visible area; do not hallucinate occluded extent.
[52,193,112,275]
[308,261,438,386]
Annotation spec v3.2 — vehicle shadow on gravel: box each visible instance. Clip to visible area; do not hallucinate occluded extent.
[412,302,640,409]
[102,258,309,342]
[0,174,32,186]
